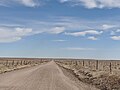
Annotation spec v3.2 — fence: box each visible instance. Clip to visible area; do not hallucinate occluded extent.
[56,60,120,73]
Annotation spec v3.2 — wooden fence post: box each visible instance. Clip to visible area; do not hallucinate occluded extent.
[16,61,19,65]
[23,61,26,65]
[83,60,84,67]
[20,60,22,65]
[75,61,78,65]
[12,60,14,66]
[96,60,99,70]
[6,60,8,66]
[110,62,112,73]
[88,61,90,66]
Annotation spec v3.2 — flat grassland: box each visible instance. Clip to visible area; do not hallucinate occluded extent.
[56,59,120,90]
[0,58,49,74]
[0,58,120,90]
[0,59,98,90]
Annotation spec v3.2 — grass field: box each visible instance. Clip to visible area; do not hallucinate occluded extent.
[0,58,120,90]
[55,59,120,90]
[0,58,49,74]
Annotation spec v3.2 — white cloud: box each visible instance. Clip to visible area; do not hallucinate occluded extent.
[64,47,96,51]
[65,31,86,36]
[19,0,39,7]
[0,27,40,43]
[1,17,120,42]
[79,0,97,8]
[85,30,103,35]
[59,0,97,8]
[65,30,103,36]
[111,36,120,40]
[48,27,65,34]
[60,0,120,9]
[0,0,39,7]
[102,24,116,30]
[88,36,98,40]
[1,0,120,8]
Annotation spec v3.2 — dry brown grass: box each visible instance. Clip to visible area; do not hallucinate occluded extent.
[56,59,120,90]
[0,58,49,74]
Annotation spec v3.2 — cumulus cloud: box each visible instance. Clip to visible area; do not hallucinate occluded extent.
[65,30,103,36]
[111,36,120,40]
[59,0,120,9]
[64,47,96,51]
[0,27,40,43]
[88,36,98,40]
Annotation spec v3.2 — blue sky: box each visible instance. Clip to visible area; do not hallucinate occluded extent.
[0,0,120,59]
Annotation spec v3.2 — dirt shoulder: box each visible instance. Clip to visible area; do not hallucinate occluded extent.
[57,63,99,90]
[57,62,120,90]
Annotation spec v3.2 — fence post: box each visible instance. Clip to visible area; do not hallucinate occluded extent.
[96,60,99,70]
[20,60,22,65]
[6,60,8,66]
[16,61,19,65]
[83,60,84,67]
[12,60,14,66]
[88,61,90,66]
[75,61,78,65]
[110,62,112,73]
[23,61,26,65]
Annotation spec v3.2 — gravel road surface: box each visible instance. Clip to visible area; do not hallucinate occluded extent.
[0,61,98,90]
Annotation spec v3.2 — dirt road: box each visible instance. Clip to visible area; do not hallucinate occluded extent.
[0,61,98,90]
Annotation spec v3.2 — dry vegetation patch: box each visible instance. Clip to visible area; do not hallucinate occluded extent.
[56,60,120,90]
[0,58,49,74]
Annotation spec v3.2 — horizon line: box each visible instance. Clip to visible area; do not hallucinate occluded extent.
[0,56,120,60]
